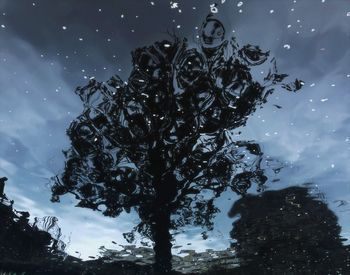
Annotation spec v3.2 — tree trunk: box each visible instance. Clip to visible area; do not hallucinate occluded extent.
[149,148,175,273]
[151,207,172,274]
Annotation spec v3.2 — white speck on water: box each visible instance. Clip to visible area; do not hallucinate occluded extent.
[287,24,292,28]
[170,2,179,9]
[331,84,335,87]
[176,25,181,29]
[62,26,67,30]
[310,83,315,87]
[321,98,328,102]
[347,12,350,17]
[270,10,274,14]
[237,1,243,7]
[238,9,243,13]
[331,164,335,168]
[311,28,316,32]
[210,4,218,13]
[121,14,124,18]
[283,44,291,50]
[78,37,83,41]
[1,24,5,29]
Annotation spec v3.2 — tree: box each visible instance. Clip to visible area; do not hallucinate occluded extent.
[51,14,302,273]
[0,190,66,265]
[229,186,350,274]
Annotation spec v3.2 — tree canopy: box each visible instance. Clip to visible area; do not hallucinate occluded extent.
[51,14,303,272]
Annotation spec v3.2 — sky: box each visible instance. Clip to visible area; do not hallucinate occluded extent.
[0,0,350,260]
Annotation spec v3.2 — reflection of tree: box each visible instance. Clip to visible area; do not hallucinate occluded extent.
[51,14,302,273]
[229,186,350,274]
[0,190,65,264]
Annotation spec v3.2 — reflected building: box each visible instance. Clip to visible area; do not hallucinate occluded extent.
[229,186,350,274]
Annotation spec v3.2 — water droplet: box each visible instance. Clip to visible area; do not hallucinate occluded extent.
[210,4,218,13]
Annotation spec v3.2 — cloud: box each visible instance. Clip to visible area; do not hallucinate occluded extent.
[0,158,18,176]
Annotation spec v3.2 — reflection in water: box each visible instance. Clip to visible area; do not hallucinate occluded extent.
[50,14,302,273]
[1,185,157,274]
[0,186,66,271]
[229,186,350,274]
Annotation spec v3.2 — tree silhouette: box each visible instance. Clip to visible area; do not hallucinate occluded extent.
[0,191,66,265]
[51,14,302,273]
[229,186,350,274]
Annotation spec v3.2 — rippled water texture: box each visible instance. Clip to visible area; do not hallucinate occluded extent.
[1,1,350,274]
